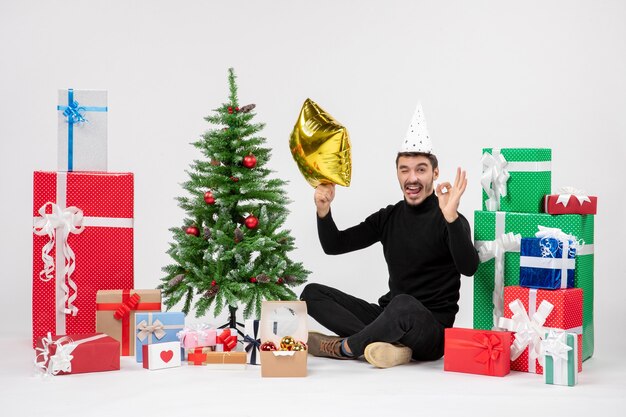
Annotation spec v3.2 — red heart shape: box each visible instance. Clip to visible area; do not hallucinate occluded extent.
[160,350,174,363]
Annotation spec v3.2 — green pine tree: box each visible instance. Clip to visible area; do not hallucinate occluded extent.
[159,68,309,320]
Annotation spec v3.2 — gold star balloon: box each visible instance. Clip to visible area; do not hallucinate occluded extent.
[289,99,352,187]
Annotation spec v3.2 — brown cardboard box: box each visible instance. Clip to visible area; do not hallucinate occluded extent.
[187,347,246,369]
[204,351,247,370]
[260,301,308,377]
[96,289,161,356]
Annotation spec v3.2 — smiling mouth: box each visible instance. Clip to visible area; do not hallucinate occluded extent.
[405,184,423,196]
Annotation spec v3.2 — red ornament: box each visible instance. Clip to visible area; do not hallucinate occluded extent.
[277,277,284,285]
[228,106,233,114]
[185,226,200,237]
[204,191,215,204]
[244,215,259,229]
[249,277,257,284]
[230,176,239,182]
[242,154,257,169]
[261,341,277,351]
[211,280,217,287]
[235,107,239,112]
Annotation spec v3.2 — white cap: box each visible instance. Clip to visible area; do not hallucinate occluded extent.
[399,102,433,153]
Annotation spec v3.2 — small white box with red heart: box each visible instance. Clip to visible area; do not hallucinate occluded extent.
[142,341,181,370]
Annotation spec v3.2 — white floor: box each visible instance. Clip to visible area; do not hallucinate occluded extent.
[2,335,625,417]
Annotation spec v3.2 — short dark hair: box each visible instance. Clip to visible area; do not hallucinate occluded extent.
[395,152,438,170]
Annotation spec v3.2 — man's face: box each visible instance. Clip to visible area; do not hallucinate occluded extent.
[396,155,439,206]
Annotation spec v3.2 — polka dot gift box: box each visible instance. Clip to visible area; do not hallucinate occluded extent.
[473,210,595,361]
[32,171,134,348]
[481,148,551,213]
[499,286,583,375]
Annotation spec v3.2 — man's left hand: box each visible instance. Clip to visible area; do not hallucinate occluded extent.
[436,167,467,223]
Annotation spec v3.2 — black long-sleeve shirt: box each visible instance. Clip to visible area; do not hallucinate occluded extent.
[317,192,479,328]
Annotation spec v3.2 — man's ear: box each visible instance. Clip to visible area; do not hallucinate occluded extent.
[434,167,439,180]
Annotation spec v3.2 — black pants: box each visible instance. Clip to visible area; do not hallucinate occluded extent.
[300,283,445,361]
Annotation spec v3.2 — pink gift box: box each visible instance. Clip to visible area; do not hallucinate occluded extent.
[177,325,217,349]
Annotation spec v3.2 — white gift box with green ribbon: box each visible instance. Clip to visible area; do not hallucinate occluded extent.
[543,330,578,387]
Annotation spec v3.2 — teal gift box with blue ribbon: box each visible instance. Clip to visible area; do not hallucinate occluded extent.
[57,89,108,172]
[135,312,185,362]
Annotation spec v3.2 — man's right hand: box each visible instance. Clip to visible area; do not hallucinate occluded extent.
[314,183,335,218]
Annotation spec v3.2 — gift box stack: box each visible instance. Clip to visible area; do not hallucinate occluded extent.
[183,326,246,369]
[32,89,136,374]
[471,147,596,385]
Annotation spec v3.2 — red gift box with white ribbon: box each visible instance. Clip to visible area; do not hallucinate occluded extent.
[499,286,583,374]
[32,171,134,347]
[35,333,120,375]
[543,187,597,215]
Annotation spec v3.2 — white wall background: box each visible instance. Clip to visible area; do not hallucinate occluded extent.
[1,0,624,356]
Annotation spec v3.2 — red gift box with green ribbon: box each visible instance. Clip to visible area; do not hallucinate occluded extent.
[444,328,512,377]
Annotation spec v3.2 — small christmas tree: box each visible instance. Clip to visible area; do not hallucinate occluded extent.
[159,68,309,320]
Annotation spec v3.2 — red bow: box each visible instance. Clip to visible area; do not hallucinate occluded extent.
[216,329,237,351]
[113,293,141,320]
[472,333,503,373]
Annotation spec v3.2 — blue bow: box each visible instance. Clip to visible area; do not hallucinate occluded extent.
[62,97,87,125]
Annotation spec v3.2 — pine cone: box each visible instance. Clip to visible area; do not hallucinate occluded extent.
[234,227,244,243]
[203,227,212,240]
[168,274,185,287]
[240,104,256,113]
[283,275,297,284]
[203,286,219,299]
[256,274,270,283]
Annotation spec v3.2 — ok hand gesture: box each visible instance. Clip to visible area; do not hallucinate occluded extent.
[436,167,467,223]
